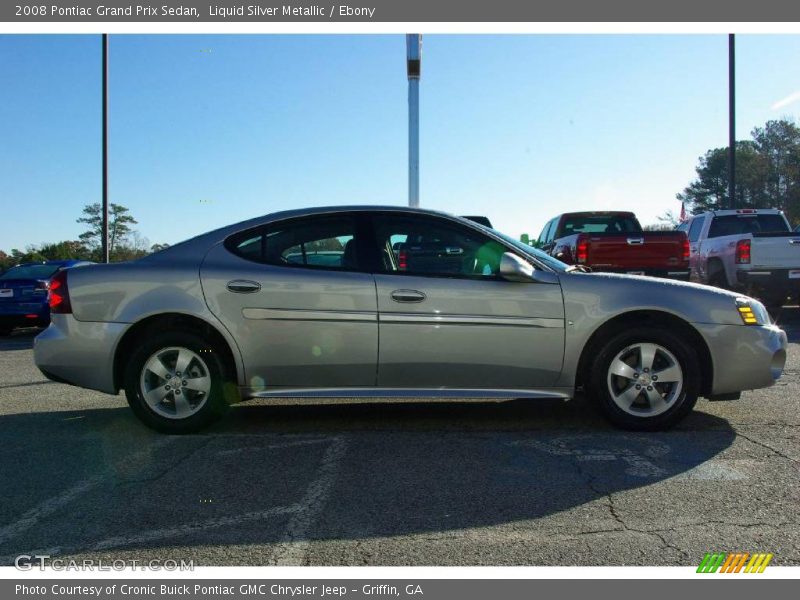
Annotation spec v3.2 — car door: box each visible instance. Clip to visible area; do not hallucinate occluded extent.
[369,212,565,389]
[200,213,378,389]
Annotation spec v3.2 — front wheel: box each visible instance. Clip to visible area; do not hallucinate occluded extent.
[588,327,701,431]
[123,330,236,433]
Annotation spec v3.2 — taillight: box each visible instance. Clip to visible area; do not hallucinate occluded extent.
[398,250,408,270]
[682,237,690,261]
[576,235,589,264]
[735,239,751,264]
[48,270,72,314]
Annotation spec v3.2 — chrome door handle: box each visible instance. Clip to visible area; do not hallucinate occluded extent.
[226,280,261,294]
[390,289,426,303]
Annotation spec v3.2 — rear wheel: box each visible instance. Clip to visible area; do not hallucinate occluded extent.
[707,262,727,289]
[588,327,701,431]
[123,330,236,433]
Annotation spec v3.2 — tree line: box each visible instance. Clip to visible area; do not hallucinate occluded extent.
[677,118,800,225]
[0,203,168,272]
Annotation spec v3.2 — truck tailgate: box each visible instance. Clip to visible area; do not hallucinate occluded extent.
[751,233,800,268]
[586,233,687,270]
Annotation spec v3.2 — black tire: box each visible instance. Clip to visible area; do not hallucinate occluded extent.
[123,330,237,433]
[587,326,701,431]
[707,262,727,290]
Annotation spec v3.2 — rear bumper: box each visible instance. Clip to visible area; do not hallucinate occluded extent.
[695,322,787,396]
[736,268,800,291]
[33,314,129,394]
[0,314,49,329]
[0,303,49,328]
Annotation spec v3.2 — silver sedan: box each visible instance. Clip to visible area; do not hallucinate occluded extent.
[34,206,787,433]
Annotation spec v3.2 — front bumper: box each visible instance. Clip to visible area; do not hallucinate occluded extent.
[695,322,787,396]
[33,314,129,394]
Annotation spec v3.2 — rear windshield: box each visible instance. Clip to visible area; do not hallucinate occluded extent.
[707,214,789,238]
[0,264,61,280]
[560,214,640,234]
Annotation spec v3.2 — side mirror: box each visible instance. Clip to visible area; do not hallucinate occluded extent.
[499,252,535,282]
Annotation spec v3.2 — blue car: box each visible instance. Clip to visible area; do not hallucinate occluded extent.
[0,260,93,335]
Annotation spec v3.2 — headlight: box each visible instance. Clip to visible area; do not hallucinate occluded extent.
[735,298,770,325]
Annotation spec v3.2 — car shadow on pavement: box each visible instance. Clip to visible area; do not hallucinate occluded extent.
[0,397,736,564]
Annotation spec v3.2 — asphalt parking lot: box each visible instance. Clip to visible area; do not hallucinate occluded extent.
[1,312,799,567]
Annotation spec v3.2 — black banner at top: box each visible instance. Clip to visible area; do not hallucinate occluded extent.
[3,0,800,22]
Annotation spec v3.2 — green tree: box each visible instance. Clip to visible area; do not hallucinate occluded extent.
[752,119,800,223]
[677,118,800,226]
[0,251,12,273]
[38,240,91,261]
[77,203,138,258]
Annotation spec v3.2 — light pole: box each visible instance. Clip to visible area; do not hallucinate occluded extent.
[406,34,421,208]
[102,33,109,263]
[728,33,736,210]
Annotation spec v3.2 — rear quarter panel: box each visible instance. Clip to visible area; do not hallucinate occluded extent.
[65,256,248,387]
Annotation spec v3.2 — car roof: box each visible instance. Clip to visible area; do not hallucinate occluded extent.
[143,205,508,263]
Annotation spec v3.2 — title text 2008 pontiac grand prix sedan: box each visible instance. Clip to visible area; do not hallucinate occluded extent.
[33,206,787,433]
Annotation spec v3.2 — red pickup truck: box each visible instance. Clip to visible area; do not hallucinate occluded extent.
[536,211,690,279]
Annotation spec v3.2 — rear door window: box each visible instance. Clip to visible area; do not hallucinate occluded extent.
[226,215,360,271]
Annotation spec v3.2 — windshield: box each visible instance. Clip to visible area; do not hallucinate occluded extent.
[483,227,569,272]
[0,264,62,280]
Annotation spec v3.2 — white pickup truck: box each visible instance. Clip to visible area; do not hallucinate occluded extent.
[677,208,800,307]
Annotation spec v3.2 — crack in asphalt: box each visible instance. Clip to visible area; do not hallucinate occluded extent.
[572,456,690,561]
[106,437,216,485]
[735,430,798,463]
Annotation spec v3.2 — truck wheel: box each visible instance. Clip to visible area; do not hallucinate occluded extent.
[123,330,236,433]
[707,263,727,289]
[588,327,701,431]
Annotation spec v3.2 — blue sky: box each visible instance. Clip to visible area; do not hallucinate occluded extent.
[1,34,800,251]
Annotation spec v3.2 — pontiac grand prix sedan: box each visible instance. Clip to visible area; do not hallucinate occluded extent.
[34,206,787,433]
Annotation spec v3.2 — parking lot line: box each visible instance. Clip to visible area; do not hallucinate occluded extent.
[91,504,303,551]
[270,435,348,565]
[216,437,336,456]
[0,437,177,547]
[0,478,100,546]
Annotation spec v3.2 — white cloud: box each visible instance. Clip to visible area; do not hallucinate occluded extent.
[771,90,800,111]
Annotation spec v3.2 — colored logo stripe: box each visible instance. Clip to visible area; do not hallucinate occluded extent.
[697,552,773,573]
